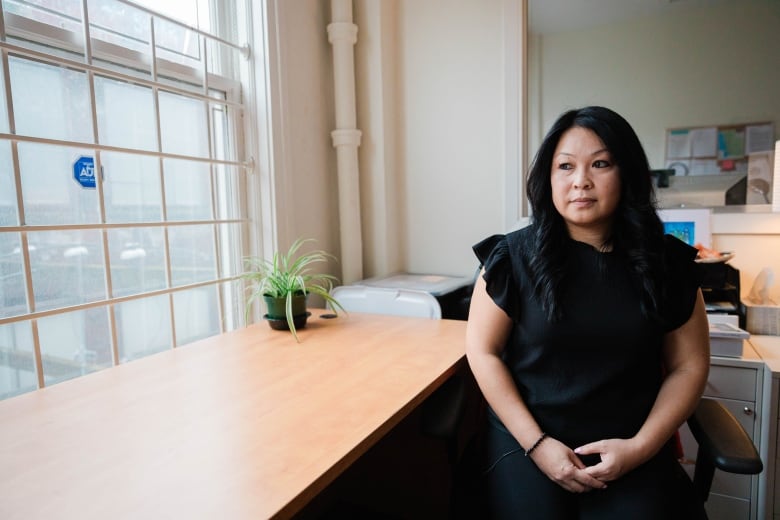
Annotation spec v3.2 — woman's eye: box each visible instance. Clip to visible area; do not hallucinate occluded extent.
[558,162,573,171]
[593,160,610,168]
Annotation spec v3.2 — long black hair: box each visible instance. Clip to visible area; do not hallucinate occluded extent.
[525,106,665,321]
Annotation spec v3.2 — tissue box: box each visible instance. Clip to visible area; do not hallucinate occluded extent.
[709,322,750,357]
[743,300,780,336]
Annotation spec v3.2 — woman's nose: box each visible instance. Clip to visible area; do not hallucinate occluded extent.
[572,168,592,189]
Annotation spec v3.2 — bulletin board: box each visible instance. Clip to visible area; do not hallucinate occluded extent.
[664,121,775,176]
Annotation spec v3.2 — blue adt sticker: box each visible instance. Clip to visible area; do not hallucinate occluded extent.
[73,156,97,189]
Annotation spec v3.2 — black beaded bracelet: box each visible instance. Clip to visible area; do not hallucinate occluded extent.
[524,432,547,456]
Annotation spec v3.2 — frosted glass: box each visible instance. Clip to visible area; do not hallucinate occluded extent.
[9,57,92,143]
[174,286,219,346]
[168,224,216,286]
[0,58,8,134]
[28,229,107,312]
[0,232,28,318]
[159,91,208,157]
[102,152,163,223]
[163,159,212,221]
[87,0,150,55]
[38,308,112,387]
[95,76,158,151]
[115,294,171,362]
[0,142,17,226]
[0,321,37,399]
[107,227,166,297]
[18,143,100,225]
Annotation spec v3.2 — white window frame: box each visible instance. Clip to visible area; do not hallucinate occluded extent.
[0,0,263,397]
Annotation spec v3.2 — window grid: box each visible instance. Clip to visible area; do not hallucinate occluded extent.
[0,0,252,398]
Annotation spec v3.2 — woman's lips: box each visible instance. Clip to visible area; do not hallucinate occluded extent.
[570,197,595,207]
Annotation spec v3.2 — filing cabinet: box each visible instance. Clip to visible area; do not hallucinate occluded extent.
[679,357,765,520]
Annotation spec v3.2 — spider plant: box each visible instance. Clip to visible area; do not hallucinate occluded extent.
[242,238,345,341]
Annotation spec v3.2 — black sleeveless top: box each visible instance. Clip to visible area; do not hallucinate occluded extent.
[473,225,700,448]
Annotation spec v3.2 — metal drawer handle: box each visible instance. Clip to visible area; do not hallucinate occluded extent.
[743,407,753,416]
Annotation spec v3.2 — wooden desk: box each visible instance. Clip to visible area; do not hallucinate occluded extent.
[0,310,467,519]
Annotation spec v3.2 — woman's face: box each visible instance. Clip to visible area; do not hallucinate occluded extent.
[550,126,621,245]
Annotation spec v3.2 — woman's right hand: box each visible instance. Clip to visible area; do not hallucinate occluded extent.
[529,436,608,493]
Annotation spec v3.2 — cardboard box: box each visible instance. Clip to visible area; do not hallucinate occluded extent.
[709,322,750,357]
[743,301,780,336]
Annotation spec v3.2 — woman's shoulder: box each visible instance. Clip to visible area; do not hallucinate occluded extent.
[506,224,535,250]
[662,234,698,262]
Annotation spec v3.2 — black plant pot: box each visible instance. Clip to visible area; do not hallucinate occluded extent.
[263,293,309,331]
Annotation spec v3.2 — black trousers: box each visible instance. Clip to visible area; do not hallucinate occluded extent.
[468,422,705,520]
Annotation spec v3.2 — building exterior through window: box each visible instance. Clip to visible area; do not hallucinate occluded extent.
[0,0,257,399]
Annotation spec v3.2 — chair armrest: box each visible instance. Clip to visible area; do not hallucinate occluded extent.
[687,398,763,475]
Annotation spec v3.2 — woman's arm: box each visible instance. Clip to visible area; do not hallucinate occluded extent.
[466,272,606,492]
[578,289,710,481]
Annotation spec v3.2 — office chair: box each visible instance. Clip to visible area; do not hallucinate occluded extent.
[329,285,467,463]
[687,397,763,506]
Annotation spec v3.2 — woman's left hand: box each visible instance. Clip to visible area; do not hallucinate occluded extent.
[573,438,646,482]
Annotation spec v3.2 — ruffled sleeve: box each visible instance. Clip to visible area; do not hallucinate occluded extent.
[473,234,521,318]
[662,234,702,332]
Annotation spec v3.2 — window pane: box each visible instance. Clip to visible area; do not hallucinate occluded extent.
[18,143,100,225]
[134,0,206,30]
[155,18,201,70]
[108,226,166,297]
[217,223,242,278]
[168,224,215,286]
[0,142,18,226]
[220,280,243,331]
[164,159,212,221]
[4,0,82,32]
[95,76,158,151]
[0,321,37,399]
[0,232,28,318]
[0,58,8,133]
[115,294,171,362]
[38,307,112,387]
[29,229,107,312]
[9,57,92,143]
[102,152,162,223]
[210,101,232,162]
[159,91,208,157]
[87,0,151,55]
[214,164,241,221]
[207,39,240,80]
[174,285,219,345]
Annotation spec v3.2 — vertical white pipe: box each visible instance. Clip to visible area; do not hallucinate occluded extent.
[328,0,363,283]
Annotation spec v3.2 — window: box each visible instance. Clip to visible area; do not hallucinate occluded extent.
[0,0,254,399]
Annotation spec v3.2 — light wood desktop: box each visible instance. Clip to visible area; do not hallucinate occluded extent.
[0,310,467,519]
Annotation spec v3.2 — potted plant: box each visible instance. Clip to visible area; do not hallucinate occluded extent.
[242,238,345,342]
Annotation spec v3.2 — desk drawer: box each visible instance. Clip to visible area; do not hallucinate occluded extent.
[705,366,757,402]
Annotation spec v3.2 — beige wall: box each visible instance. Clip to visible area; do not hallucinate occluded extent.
[378,0,508,276]
[265,0,341,273]
[270,0,512,281]
[529,0,780,168]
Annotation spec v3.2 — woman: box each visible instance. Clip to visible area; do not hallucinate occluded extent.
[466,106,710,519]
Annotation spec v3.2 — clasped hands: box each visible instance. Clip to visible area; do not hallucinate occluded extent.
[529,436,645,493]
